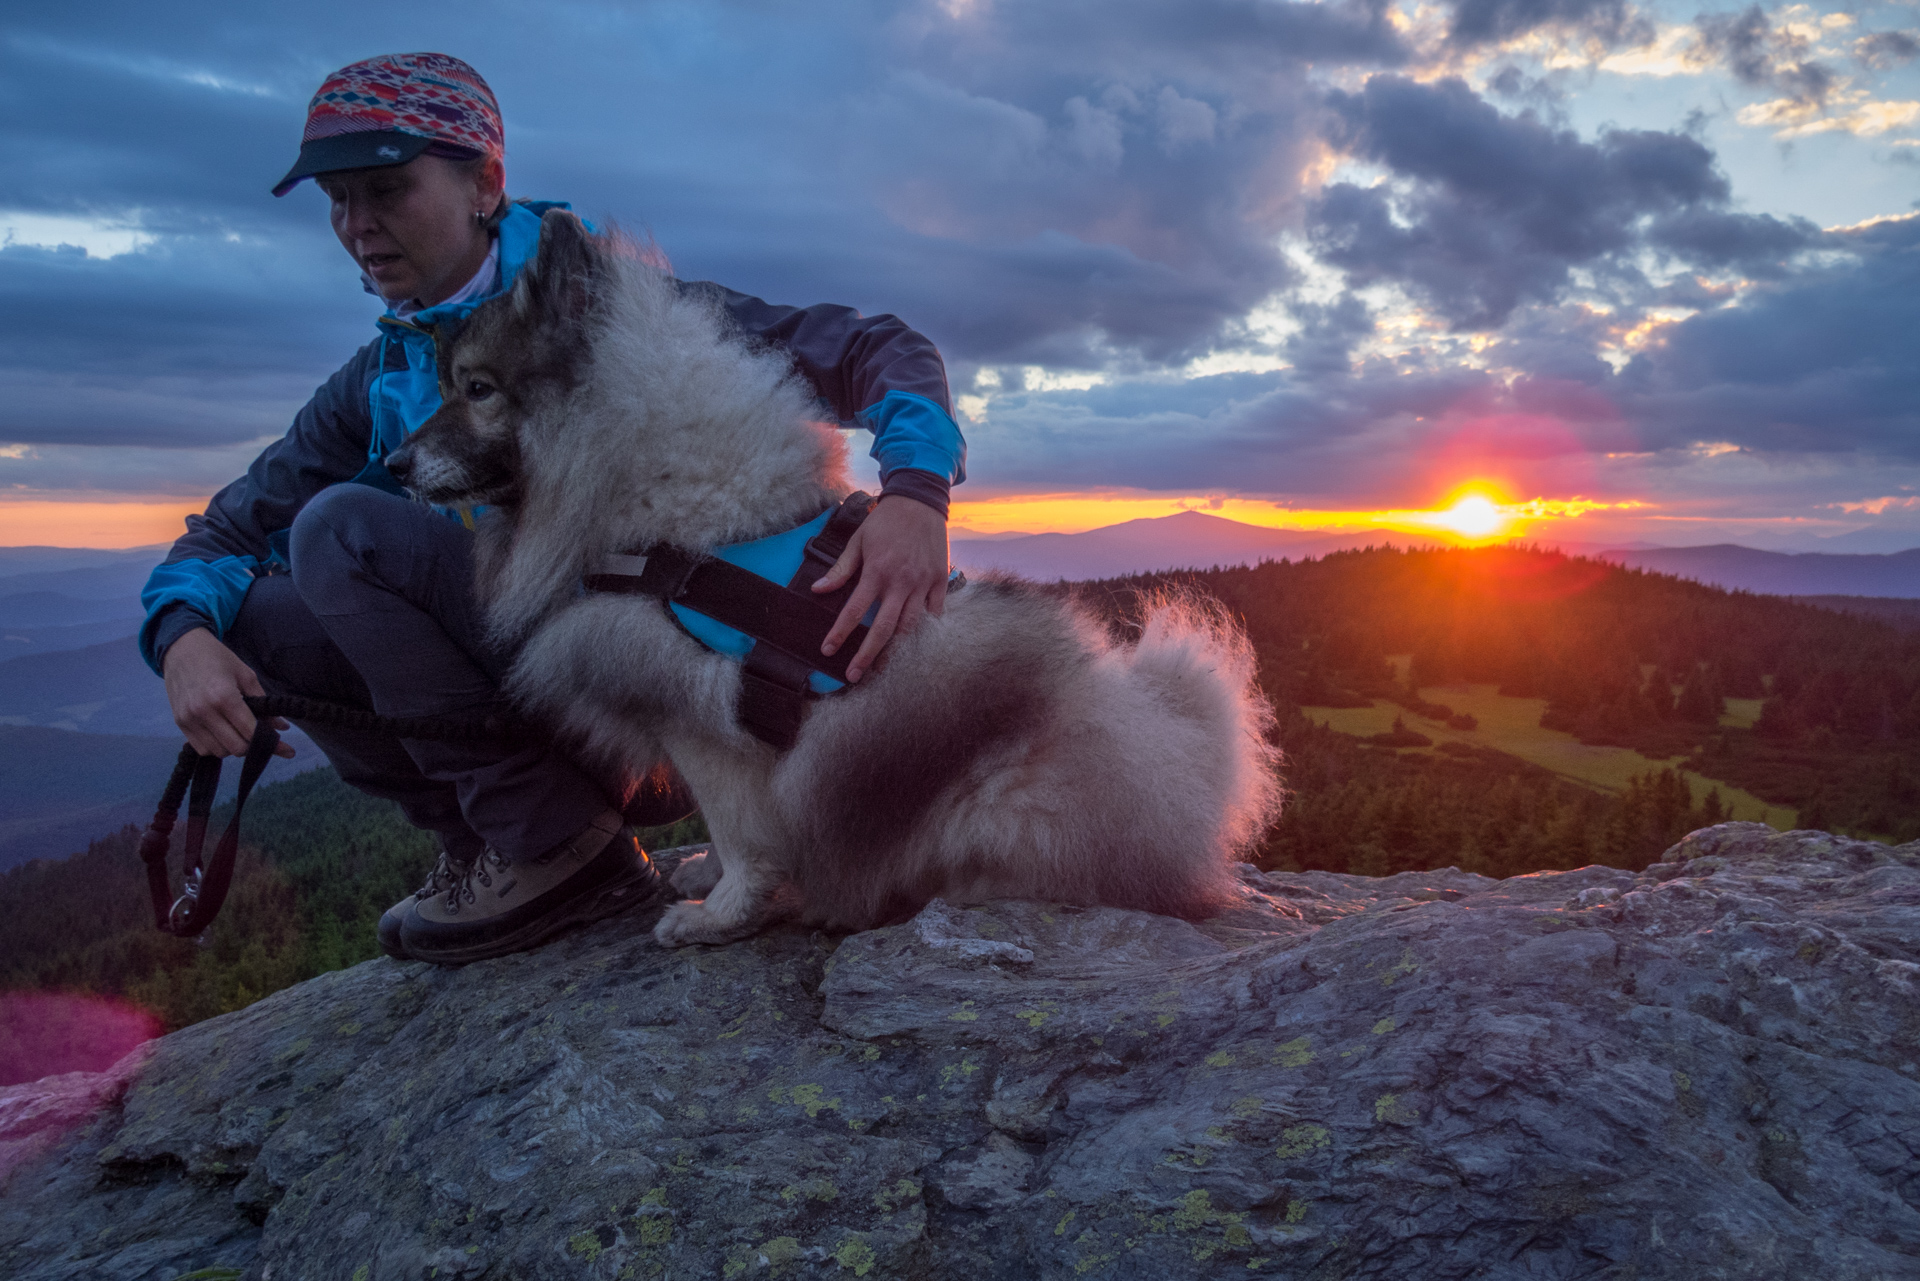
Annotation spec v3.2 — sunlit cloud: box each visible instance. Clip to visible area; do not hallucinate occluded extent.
[1831,495,1920,514]
[1739,90,1920,136]
[1,210,153,258]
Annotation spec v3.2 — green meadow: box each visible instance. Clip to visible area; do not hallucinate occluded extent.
[1307,669,1794,828]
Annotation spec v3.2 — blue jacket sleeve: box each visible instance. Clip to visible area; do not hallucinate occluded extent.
[139,340,386,673]
[679,281,965,516]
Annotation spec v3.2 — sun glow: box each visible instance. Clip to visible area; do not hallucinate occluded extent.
[1434,494,1505,539]
[948,489,1648,541]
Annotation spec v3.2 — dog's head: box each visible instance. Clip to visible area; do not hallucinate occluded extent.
[385,209,601,507]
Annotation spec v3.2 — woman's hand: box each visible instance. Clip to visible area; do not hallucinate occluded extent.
[161,627,295,759]
[812,496,950,683]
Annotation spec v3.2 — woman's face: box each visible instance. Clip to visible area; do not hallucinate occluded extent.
[317,155,503,308]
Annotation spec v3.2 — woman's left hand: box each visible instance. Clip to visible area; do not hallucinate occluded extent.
[812,496,950,683]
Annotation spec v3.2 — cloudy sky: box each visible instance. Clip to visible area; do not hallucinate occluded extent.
[2,0,1916,549]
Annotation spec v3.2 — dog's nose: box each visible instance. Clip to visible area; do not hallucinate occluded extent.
[384,447,412,483]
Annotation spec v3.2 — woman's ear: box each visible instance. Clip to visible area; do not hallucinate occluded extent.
[475,155,507,220]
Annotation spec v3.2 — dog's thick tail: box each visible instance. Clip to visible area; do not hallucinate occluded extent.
[1115,591,1285,902]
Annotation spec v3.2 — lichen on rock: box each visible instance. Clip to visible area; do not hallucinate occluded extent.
[3,824,1918,1279]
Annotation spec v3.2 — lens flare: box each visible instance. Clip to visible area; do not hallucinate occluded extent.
[0,991,161,1087]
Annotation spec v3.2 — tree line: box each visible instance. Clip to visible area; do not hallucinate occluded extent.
[1089,544,1920,844]
[4,542,1906,1044]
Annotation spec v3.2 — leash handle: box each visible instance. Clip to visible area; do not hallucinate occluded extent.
[138,744,199,931]
[137,693,528,936]
[139,717,281,938]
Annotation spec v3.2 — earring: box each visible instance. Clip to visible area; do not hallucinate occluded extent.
[473,210,487,226]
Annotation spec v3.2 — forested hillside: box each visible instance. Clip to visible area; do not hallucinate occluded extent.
[0,767,709,1044]
[1090,544,1920,851]
[3,543,1910,1049]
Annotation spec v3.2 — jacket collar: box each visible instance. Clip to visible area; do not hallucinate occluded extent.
[376,200,572,336]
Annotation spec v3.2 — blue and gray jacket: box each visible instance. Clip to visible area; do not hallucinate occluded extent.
[140,199,966,674]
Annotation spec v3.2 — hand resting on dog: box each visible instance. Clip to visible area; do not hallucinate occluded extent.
[812,494,949,683]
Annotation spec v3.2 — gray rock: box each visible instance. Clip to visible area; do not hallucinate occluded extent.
[3,825,1919,1280]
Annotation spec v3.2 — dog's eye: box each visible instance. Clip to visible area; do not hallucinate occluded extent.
[466,380,495,402]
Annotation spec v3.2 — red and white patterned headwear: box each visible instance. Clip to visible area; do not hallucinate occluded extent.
[273,53,504,196]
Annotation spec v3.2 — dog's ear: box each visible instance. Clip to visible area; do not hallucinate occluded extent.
[516,208,598,331]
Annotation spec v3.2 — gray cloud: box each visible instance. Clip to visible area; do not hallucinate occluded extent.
[1617,214,1920,457]
[1446,0,1649,47]
[1308,76,1753,329]
[1854,29,1919,71]
[0,0,1912,522]
[1693,6,1836,107]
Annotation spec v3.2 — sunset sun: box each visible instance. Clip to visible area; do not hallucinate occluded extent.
[1435,494,1506,540]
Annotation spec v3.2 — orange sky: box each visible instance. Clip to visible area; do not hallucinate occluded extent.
[6,487,1598,548]
[0,499,204,549]
[1,486,1855,551]
[949,485,1647,543]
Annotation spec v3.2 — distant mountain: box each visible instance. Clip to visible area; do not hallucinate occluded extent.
[0,549,158,641]
[1800,528,1920,555]
[0,718,323,869]
[0,560,158,602]
[0,591,146,631]
[0,545,168,578]
[1601,545,1920,598]
[951,511,1429,581]
[0,618,147,661]
[0,726,188,870]
[1516,538,1668,556]
[0,636,173,736]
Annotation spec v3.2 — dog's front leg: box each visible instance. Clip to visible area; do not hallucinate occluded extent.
[668,849,722,899]
[653,741,788,947]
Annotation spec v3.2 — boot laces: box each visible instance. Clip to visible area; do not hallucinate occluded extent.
[416,848,494,913]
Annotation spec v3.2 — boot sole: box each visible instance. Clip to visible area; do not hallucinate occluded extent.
[401,862,664,965]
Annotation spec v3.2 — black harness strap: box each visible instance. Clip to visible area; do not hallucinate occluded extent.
[583,492,878,750]
[739,490,874,748]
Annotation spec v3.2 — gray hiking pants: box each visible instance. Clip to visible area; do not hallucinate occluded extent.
[225,485,671,863]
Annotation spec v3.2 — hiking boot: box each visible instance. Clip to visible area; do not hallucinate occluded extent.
[395,810,664,964]
[377,843,477,960]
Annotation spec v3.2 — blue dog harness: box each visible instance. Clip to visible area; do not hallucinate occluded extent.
[584,491,961,749]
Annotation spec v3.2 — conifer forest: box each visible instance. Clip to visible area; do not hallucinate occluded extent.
[4,545,1915,1054]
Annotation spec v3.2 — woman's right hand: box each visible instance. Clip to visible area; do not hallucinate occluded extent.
[161,627,295,759]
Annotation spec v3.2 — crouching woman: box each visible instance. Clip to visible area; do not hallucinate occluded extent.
[144,53,964,964]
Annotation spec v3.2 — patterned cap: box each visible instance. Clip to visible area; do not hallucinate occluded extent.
[272,53,503,196]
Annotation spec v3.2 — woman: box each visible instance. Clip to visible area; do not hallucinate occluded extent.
[142,53,966,964]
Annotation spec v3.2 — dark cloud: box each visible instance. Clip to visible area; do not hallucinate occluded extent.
[1693,7,1836,107]
[1446,0,1648,48]
[1618,215,1920,457]
[1854,30,1920,71]
[1645,208,1819,275]
[0,0,1913,520]
[1309,76,1734,329]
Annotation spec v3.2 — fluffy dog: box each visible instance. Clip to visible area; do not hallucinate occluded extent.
[397,210,1282,946]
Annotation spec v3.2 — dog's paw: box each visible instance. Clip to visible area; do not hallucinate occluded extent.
[654,900,756,948]
[669,850,722,898]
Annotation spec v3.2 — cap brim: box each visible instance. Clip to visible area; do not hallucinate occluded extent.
[271,131,434,196]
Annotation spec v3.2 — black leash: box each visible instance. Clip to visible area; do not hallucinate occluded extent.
[138,694,521,938]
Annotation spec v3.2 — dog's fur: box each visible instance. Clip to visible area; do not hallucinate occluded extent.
[401,210,1283,946]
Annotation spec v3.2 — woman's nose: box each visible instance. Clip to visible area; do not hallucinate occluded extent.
[335,193,379,239]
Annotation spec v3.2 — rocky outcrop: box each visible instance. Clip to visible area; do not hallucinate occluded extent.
[3,824,1918,1280]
